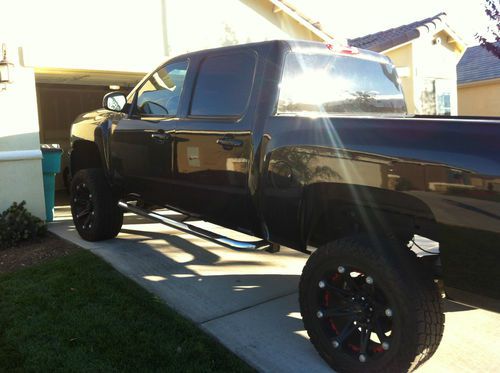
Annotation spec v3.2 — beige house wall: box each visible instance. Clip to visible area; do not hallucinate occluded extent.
[164,0,321,57]
[0,47,46,219]
[2,0,319,74]
[385,43,415,113]
[383,31,464,115]
[458,79,500,116]
[411,31,463,115]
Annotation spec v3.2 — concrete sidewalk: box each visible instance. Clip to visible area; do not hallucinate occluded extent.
[50,204,500,373]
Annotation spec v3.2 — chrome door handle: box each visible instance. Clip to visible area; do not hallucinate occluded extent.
[151,132,170,142]
[216,138,243,149]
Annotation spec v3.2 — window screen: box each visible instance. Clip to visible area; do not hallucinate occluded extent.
[190,52,256,117]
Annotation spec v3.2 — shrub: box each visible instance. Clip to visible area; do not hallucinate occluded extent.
[0,201,47,249]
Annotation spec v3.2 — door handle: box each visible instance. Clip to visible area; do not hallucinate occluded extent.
[216,137,243,149]
[151,132,170,142]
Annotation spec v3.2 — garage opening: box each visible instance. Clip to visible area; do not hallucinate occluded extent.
[35,67,144,191]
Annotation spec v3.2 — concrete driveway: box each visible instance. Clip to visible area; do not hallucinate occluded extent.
[50,204,500,373]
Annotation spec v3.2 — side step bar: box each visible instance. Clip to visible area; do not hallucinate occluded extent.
[118,201,271,251]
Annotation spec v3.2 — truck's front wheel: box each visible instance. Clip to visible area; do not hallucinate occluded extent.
[299,235,444,372]
[70,169,123,241]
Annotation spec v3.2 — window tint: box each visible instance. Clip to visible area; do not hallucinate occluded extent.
[136,61,188,116]
[278,53,406,115]
[190,53,256,117]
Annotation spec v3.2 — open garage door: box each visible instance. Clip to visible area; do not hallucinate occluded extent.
[35,68,145,190]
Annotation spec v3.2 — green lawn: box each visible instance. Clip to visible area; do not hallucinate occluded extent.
[0,250,253,372]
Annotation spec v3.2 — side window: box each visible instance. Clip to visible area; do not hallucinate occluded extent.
[136,61,188,116]
[190,52,256,117]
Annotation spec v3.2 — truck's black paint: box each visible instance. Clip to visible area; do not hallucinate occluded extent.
[70,40,500,311]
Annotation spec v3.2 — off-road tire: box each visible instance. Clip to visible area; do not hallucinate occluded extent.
[70,168,123,241]
[299,235,444,373]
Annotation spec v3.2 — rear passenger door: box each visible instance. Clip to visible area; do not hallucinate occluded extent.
[171,50,257,232]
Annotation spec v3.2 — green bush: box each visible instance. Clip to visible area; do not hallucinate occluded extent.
[0,201,46,249]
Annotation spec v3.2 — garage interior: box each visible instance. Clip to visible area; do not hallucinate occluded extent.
[35,67,144,190]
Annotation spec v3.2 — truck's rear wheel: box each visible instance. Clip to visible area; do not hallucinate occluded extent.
[70,168,123,241]
[299,235,444,373]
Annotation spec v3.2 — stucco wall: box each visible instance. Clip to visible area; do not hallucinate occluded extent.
[385,43,415,113]
[458,79,500,116]
[411,31,462,115]
[0,47,46,219]
[1,0,318,73]
[164,0,319,57]
[383,32,463,115]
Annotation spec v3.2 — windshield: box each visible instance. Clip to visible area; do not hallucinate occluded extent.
[277,53,407,116]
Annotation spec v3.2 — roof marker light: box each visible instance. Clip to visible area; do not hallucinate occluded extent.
[326,43,359,55]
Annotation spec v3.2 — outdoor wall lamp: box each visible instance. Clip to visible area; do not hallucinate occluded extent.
[0,43,14,85]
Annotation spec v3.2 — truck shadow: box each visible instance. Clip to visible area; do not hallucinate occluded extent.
[51,217,478,372]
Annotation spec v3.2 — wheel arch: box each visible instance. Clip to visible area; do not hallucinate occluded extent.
[70,139,106,177]
[303,182,438,248]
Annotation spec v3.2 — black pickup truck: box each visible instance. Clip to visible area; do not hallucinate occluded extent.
[69,40,500,372]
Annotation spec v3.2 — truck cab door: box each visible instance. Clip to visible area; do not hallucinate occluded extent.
[170,50,258,233]
[110,60,189,204]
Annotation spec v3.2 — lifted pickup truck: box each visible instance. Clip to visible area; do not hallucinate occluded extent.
[69,40,500,372]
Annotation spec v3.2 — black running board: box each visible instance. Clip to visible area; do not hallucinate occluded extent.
[118,201,270,251]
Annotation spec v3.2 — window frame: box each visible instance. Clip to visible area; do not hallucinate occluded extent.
[187,49,258,121]
[131,59,190,119]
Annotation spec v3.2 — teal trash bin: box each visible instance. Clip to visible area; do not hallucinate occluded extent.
[41,144,62,222]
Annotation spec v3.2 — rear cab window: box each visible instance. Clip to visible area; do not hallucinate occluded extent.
[277,51,406,116]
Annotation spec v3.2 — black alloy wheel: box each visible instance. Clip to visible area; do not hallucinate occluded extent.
[70,168,123,241]
[72,182,95,230]
[300,235,444,373]
[315,265,394,364]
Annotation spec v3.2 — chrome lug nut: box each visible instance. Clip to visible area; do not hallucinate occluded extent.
[316,310,324,319]
[318,280,326,289]
[337,266,345,273]
[359,354,367,363]
[382,342,390,350]
[365,276,374,284]
[332,340,340,348]
[385,308,393,317]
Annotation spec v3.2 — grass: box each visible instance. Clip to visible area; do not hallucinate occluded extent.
[0,250,253,372]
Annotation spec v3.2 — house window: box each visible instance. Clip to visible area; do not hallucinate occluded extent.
[435,80,452,116]
[421,79,453,116]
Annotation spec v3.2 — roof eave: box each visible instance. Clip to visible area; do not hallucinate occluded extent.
[458,77,500,87]
[415,15,467,51]
[267,0,336,42]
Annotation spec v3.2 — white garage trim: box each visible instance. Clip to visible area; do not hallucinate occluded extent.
[0,149,43,162]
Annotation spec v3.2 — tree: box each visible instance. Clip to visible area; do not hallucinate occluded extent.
[475,0,500,58]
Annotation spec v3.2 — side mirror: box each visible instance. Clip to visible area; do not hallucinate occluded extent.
[103,92,126,112]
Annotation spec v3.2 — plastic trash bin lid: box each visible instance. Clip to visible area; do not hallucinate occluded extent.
[41,144,62,153]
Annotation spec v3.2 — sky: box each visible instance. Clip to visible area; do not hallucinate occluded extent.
[292,0,491,45]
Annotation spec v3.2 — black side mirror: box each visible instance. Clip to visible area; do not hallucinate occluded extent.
[103,92,126,112]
